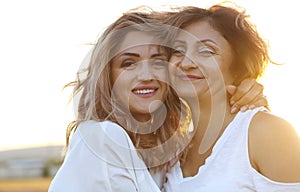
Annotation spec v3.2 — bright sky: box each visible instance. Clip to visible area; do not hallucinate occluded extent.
[0,0,299,150]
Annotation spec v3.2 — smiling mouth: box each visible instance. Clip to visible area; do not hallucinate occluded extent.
[179,75,205,81]
[133,89,156,95]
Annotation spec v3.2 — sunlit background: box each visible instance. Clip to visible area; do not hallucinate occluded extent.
[0,0,299,151]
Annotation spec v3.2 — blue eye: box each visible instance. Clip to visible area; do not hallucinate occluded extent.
[121,60,136,69]
[172,47,186,55]
[151,59,168,69]
[197,46,215,55]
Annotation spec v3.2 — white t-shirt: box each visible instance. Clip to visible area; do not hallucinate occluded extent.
[163,107,300,192]
[48,120,162,192]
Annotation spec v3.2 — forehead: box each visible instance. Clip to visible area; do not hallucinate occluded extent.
[118,31,159,52]
[177,20,223,43]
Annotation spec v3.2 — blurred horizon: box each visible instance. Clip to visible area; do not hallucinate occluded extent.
[0,143,64,152]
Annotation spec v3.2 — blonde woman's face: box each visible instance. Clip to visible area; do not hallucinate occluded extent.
[111,31,169,122]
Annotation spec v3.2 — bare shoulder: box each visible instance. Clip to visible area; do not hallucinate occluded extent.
[249,111,298,139]
[249,111,299,145]
[249,111,300,182]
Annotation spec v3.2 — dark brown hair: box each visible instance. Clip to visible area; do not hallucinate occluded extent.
[164,3,271,85]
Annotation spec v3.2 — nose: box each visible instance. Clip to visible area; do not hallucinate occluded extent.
[137,61,154,81]
[179,55,198,70]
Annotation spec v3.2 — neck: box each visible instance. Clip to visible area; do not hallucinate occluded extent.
[180,91,237,177]
[185,90,235,155]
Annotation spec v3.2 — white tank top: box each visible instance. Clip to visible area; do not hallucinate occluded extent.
[163,107,300,192]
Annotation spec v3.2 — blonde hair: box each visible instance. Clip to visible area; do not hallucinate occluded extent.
[65,7,192,170]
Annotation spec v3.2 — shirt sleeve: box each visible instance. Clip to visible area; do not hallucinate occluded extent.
[48,120,160,192]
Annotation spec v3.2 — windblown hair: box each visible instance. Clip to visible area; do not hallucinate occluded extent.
[164,3,272,85]
[65,7,192,170]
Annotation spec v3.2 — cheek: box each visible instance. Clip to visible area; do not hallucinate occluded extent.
[219,50,234,81]
[169,56,180,65]
[110,68,120,85]
[161,81,168,96]
[168,62,177,80]
[111,68,132,85]
[155,69,169,83]
[111,72,130,99]
[217,61,234,83]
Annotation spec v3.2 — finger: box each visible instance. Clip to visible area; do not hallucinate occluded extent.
[232,80,264,107]
[248,95,269,110]
[233,87,263,107]
[227,85,238,105]
[230,103,240,114]
[231,94,268,114]
[230,104,249,114]
[240,105,249,112]
[230,78,257,105]
[226,85,237,96]
[235,94,269,114]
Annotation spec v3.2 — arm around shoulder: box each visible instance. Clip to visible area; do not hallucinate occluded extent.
[249,111,300,183]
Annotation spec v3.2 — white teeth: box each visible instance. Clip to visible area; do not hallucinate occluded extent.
[134,89,155,94]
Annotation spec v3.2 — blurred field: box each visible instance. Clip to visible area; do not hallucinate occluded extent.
[0,177,52,192]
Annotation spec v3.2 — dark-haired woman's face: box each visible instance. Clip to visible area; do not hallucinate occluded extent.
[169,20,234,100]
[111,31,169,122]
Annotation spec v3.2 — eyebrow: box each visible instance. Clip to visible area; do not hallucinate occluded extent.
[197,39,218,46]
[173,40,186,45]
[173,39,218,46]
[118,52,167,58]
[120,52,140,57]
[151,53,168,58]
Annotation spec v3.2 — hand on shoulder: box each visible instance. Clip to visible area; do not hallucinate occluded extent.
[249,111,300,182]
